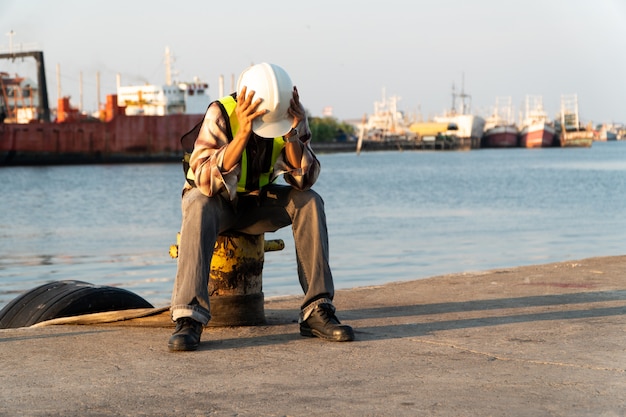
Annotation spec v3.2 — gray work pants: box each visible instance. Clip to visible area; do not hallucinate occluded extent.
[170,184,334,325]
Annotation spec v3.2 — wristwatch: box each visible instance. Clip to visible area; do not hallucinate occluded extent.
[283,127,299,143]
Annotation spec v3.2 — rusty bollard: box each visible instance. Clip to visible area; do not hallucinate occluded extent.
[170,232,284,326]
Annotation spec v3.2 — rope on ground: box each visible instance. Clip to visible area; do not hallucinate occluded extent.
[29,307,170,327]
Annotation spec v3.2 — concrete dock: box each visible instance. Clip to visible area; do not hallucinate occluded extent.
[1,255,625,416]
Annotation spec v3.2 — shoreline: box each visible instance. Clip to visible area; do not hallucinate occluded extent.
[3,138,623,167]
[2,254,624,324]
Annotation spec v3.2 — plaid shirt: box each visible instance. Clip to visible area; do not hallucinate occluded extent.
[188,99,320,201]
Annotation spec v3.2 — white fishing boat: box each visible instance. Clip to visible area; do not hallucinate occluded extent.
[433,79,484,149]
[363,89,412,141]
[519,95,555,148]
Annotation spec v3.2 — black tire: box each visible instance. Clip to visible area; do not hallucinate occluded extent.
[0,280,153,329]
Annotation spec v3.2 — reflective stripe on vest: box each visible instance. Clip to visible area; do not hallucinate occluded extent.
[217,96,285,193]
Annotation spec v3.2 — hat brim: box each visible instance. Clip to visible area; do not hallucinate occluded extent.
[252,116,294,138]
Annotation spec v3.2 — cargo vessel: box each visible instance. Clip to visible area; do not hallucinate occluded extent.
[1,49,208,165]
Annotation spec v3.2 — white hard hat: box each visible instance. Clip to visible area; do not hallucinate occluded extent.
[237,62,294,138]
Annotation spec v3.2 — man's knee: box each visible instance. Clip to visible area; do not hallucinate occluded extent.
[291,188,325,210]
[183,189,224,218]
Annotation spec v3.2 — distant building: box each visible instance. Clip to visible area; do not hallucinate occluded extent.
[117,80,210,116]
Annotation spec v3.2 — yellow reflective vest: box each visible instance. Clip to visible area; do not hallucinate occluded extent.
[182,95,285,193]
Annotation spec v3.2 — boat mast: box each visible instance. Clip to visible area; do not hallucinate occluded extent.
[450,82,456,114]
[164,47,172,86]
[457,72,471,115]
[450,73,471,115]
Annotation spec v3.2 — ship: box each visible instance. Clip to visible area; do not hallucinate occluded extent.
[1,49,208,165]
[363,89,413,141]
[518,95,555,148]
[595,123,618,141]
[481,96,518,148]
[408,121,460,149]
[433,78,484,149]
[555,94,593,148]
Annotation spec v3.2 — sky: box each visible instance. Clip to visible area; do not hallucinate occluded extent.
[1,0,625,124]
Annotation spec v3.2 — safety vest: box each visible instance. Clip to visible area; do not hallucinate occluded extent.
[181,95,285,193]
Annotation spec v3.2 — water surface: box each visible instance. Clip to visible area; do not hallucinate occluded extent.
[1,142,624,309]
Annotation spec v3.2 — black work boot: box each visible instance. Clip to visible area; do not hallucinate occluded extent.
[168,317,203,351]
[300,303,354,342]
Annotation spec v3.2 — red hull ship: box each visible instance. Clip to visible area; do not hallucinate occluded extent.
[519,96,555,148]
[519,121,555,148]
[1,50,203,165]
[481,97,518,148]
[482,125,519,148]
[1,96,198,165]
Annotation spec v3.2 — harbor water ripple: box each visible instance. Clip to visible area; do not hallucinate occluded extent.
[1,141,625,310]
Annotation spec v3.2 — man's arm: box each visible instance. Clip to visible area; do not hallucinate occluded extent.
[278,86,320,190]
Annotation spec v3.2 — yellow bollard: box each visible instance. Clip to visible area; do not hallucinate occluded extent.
[169,232,284,326]
[208,233,265,326]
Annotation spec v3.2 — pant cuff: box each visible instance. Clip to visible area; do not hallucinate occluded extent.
[170,305,211,325]
[299,297,334,323]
